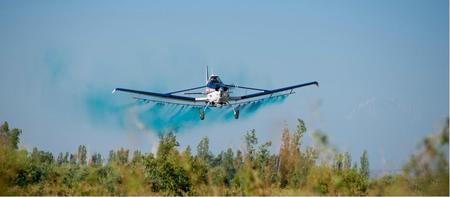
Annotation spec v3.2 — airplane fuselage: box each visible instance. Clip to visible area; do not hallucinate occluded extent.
[196,75,230,106]
[205,89,229,106]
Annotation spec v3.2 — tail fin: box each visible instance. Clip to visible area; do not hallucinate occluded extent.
[205,66,209,83]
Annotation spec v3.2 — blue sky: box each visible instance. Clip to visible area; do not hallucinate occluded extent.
[0,0,448,172]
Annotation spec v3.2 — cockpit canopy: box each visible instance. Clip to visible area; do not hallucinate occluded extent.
[207,75,223,89]
[209,75,222,83]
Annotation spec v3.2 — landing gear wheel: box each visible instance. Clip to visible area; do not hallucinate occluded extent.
[199,109,205,120]
[233,109,240,119]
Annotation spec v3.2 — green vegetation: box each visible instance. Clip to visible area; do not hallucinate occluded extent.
[0,118,448,195]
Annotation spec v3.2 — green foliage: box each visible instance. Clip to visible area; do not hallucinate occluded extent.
[221,148,236,186]
[56,152,64,165]
[156,132,178,158]
[116,148,129,165]
[31,147,54,164]
[244,129,258,161]
[401,117,449,195]
[90,152,102,167]
[256,141,271,171]
[359,150,369,180]
[344,151,352,169]
[0,121,22,149]
[131,150,143,166]
[69,153,76,165]
[0,119,448,195]
[333,153,344,171]
[196,136,213,165]
[294,118,307,149]
[144,132,192,195]
[77,145,87,165]
[108,150,116,164]
[278,126,291,188]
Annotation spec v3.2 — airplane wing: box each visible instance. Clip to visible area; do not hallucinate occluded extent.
[112,87,202,103]
[132,96,205,107]
[228,81,318,101]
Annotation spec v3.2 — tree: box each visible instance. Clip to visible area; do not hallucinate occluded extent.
[157,132,178,159]
[0,121,7,133]
[0,121,10,147]
[344,152,352,170]
[69,153,76,165]
[0,121,22,149]
[256,141,273,188]
[31,147,53,164]
[256,141,272,171]
[196,136,212,164]
[57,152,65,165]
[221,147,236,186]
[287,118,310,188]
[189,155,208,187]
[293,147,317,188]
[15,148,53,188]
[4,117,448,196]
[234,150,243,170]
[278,126,290,188]
[211,151,224,167]
[117,147,129,165]
[144,132,192,195]
[9,128,21,149]
[333,153,344,172]
[108,150,117,164]
[402,118,449,195]
[292,118,307,153]
[131,150,143,165]
[63,152,69,164]
[244,129,258,162]
[78,145,87,165]
[90,152,103,167]
[360,150,369,180]
[182,146,192,161]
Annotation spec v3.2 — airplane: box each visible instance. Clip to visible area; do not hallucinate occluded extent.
[112,67,318,120]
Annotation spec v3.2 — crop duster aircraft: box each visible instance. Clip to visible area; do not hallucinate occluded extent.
[113,67,318,120]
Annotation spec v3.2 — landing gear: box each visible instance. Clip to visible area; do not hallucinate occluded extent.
[199,103,211,120]
[199,109,205,120]
[233,109,240,119]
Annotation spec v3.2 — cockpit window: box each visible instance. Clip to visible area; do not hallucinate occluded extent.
[210,76,221,83]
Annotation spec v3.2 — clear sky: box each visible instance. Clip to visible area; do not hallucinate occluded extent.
[0,0,448,172]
